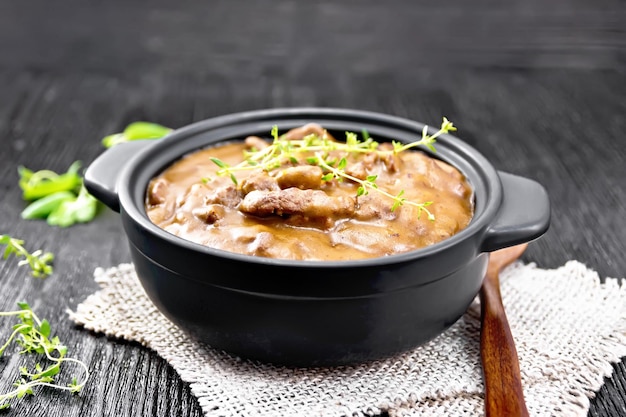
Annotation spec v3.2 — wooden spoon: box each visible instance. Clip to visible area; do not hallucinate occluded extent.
[480,243,529,417]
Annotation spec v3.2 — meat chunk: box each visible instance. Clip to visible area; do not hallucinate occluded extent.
[343,160,368,181]
[376,142,402,173]
[147,178,169,205]
[275,165,323,190]
[203,184,242,208]
[353,194,397,221]
[244,135,270,151]
[239,188,356,219]
[245,231,277,257]
[192,204,225,224]
[282,123,337,142]
[344,143,401,180]
[240,170,280,194]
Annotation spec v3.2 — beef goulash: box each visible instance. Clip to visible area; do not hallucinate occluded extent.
[145,123,474,261]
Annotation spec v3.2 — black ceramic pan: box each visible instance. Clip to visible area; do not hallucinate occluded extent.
[85,107,550,366]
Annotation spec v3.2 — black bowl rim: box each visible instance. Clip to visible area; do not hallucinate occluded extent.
[117,107,502,268]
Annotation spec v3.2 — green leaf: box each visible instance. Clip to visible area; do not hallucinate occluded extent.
[56,345,68,356]
[210,158,228,169]
[441,117,456,132]
[391,191,406,211]
[345,131,359,146]
[38,320,51,338]
[36,363,60,379]
[16,302,30,311]
[15,382,33,398]
[14,324,31,334]
[424,142,437,153]
[68,378,82,394]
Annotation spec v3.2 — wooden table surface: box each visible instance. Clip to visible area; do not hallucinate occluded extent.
[1,1,625,416]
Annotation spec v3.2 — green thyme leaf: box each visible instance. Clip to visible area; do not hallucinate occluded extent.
[210,158,228,169]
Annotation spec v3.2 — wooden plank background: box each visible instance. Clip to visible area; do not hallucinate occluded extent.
[0,1,625,416]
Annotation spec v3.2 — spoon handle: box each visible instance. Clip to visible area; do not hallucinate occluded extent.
[480,265,529,417]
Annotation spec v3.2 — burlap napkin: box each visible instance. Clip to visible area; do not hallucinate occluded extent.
[68,260,626,417]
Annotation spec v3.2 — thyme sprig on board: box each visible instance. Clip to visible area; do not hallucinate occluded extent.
[0,303,89,410]
[210,117,456,219]
[0,235,54,278]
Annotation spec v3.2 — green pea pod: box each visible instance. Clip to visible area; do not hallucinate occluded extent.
[100,133,125,148]
[46,200,76,227]
[123,121,172,140]
[47,186,99,227]
[19,161,83,201]
[101,122,172,148]
[20,191,76,219]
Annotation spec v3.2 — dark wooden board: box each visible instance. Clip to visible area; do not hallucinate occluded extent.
[1,1,625,416]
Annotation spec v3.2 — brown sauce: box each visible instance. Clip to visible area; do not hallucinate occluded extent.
[145,124,474,261]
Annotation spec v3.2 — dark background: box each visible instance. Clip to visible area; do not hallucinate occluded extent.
[0,1,625,416]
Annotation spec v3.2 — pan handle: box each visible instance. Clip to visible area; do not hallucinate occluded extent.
[480,171,551,252]
[84,140,155,212]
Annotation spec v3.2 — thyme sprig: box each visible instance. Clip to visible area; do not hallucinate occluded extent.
[211,118,456,218]
[0,235,53,278]
[0,302,89,410]
[315,153,435,220]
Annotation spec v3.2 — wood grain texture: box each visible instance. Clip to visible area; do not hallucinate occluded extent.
[0,1,625,416]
